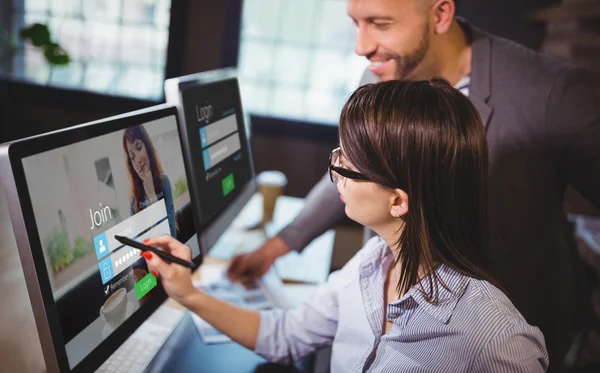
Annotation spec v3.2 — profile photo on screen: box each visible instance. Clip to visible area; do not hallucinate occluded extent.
[123,124,178,237]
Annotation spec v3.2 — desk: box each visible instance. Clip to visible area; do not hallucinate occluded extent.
[0,185,334,373]
[208,193,335,286]
[146,313,312,373]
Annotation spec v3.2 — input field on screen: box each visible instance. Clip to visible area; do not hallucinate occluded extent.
[202,132,241,171]
[93,199,167,261]
[104,220,171,283]
[199,114,238,149]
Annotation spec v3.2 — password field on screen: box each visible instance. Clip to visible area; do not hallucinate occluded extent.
[202,132,241,171]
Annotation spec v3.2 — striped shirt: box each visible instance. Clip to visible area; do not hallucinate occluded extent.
[255,236,548,372]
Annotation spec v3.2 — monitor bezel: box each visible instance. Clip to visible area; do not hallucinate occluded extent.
[0,104,201,373]
[164,68,257,254]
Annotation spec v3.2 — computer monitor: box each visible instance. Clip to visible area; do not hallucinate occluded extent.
[0,104,201,373]
[164,68,256,254]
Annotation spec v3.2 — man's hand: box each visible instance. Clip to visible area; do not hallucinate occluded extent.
[226,236,291,281]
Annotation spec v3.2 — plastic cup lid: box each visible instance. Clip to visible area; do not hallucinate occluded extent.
[257,170,287,186]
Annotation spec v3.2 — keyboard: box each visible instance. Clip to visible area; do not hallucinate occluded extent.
[96,305,184,373]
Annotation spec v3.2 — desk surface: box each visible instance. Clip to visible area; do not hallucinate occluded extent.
[146,313,312,373]
[208,193,335,286]
[0,185,334,373]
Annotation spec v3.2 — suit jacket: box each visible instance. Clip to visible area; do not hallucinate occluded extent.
[278,21,600,371]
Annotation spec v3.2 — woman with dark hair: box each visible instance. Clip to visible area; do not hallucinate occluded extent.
[141,80,548,372]
[122,124,177,237]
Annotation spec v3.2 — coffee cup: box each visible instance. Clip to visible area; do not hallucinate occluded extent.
[100,288,127,329]
[257,171,287,224]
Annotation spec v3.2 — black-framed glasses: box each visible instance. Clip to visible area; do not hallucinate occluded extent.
[329,147,370,184]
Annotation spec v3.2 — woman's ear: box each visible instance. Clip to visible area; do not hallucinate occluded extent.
[390,189,408,218]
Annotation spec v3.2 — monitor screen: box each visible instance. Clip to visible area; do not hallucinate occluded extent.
[13,109,199,371]
[180,78,253,226]
[165,69,256,253]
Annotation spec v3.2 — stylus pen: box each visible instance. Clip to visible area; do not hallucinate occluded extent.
[114,235,198,270]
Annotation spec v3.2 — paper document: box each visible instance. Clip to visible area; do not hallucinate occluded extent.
[273,230,334,284]
[191,264,276,344]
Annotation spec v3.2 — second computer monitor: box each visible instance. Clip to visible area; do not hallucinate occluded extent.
[165,68,256,254]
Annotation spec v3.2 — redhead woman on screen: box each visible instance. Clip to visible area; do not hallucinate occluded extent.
[123,124,177,237]
[142,80,548,372]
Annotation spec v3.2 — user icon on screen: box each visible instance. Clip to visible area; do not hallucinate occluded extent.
[94,232,109,260]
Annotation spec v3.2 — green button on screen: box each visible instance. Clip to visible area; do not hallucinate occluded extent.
[222,173,235,196]
[135,272,157,300]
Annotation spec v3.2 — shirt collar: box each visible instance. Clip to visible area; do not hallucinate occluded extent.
[358,236,391,277]
[401,265,470,324]
[359,237,470,324]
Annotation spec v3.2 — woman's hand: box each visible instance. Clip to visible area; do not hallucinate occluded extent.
[141,235,197,307]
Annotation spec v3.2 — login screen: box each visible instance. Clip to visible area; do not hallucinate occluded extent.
[181,79,252,226]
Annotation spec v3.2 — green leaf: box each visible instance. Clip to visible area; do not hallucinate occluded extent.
[44,43,70,65]
[20,23,51,47]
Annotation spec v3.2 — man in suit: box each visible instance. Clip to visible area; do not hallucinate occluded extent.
[228,0,600,370]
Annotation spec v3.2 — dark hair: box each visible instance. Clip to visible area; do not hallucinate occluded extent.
[339,78,495,303]
[122,124,165,213]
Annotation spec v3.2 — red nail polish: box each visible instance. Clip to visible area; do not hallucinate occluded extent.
[143,239,150,244]
[143,252,152,260]
[151,270,158,278]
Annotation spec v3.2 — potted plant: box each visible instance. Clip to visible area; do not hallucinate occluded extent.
[19,23,70,66]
